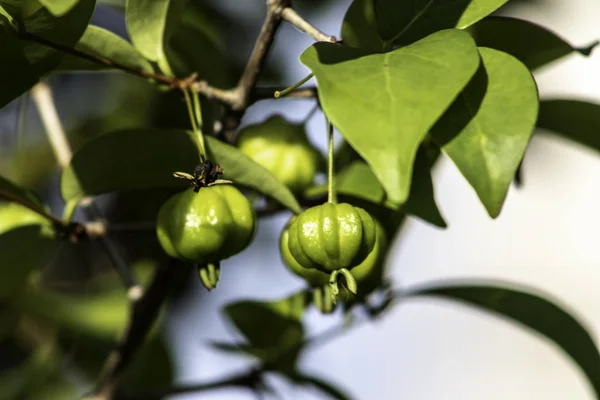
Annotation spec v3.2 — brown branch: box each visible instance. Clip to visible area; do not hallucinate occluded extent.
[20,31,179,87]
[280,7,337,43]
[213,0,290,142]
[233,0,289,110]
[87,260,180,400]
[19,31,239,106]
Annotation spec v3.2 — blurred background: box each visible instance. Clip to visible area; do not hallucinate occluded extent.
[1,0,599,399]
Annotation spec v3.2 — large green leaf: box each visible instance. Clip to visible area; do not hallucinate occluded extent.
[301,29,480,205]
[15,0,96,77]
[537,100,600,153]
[408,281,600,398]
[218,291,309,372]
[0,16,39,109]
[38,0,81,16]
[60,129,301,213]
[341,0,508,50]
[471,16,598,72]
[58,25,153,72]
[431,47,538,218]
[125,0,187,75]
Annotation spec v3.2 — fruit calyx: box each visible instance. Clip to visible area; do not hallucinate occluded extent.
[173,159,231,192]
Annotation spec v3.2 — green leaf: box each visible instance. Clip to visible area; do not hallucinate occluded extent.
[456,0,508,29]
[60,129,301,213]
[537,100,600,153]
[58,25,154,72]
[408,281,600,398]
[125,0,188,75]
[341,0,508,49]
[0,16,39,109]
[17,0,96,77]
[0,222,57,300]
[471,16,598,72]
[38,0,81,16]
[221,291,309,372]
[431,47,538,218]
[301,29,480,204]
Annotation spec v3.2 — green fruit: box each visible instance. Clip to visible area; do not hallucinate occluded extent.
[280,222,329,287]
[237,115,321,193]
[284,203,376,273]
[281,217,387,290]
[156,185,256,264]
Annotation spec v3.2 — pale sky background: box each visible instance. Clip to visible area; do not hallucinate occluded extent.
[165,1,600,399]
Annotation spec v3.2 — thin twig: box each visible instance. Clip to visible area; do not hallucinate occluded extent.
[280,7,337,43]
[88,260,180,400]
[30,82,141,298]
[254,86,318,100]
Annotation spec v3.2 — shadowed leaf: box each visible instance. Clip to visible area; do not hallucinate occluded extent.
[60,129,301,213]
[472,16,598,71]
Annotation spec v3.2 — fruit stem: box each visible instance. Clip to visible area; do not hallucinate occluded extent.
[183,88,207,162]
[191,89,208,160]
[274,73,314,99]
[313,285,335,314]
[327,119,337,204]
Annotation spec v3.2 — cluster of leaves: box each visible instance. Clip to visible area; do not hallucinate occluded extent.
[1,0,600,399]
